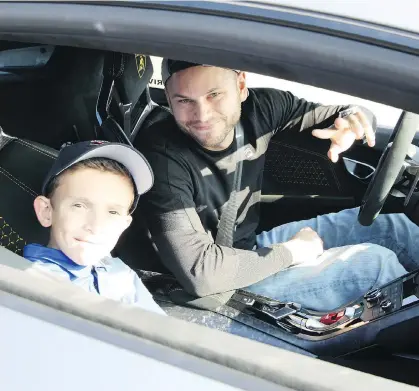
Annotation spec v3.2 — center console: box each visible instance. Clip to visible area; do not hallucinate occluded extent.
[230,269,419,340]
[150,268,419,358]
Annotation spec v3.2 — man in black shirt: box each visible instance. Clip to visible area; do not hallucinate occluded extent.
[142,60,419,311]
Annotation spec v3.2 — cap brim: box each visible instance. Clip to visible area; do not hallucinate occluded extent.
[70,144,153,195]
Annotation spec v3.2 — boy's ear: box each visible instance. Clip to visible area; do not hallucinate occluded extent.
[33,196,53,228]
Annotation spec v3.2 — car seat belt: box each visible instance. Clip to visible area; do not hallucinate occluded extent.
[215,121,244,247]
[98,52,132,142]
[168,122,244,310]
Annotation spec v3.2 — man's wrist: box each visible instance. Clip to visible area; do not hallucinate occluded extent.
[280,239,301,266]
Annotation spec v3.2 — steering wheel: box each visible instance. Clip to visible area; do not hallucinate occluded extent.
[358,111,419,226]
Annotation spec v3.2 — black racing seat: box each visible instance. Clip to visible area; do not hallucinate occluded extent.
[131,104,172,149]
[94,51,172,274]
[115,110,172,274]
[0,47,106,148]
[0,128,57,255]
[96,52,154,144]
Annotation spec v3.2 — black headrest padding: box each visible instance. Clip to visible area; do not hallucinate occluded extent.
[116,54,153,106]
[102,52,153,107]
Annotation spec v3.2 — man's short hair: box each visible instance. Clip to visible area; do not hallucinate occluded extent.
[161,58,240,85]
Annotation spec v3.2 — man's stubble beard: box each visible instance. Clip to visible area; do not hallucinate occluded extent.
[176,106,242,150]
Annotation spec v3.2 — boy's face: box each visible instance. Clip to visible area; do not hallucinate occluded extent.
[34,168,133,266]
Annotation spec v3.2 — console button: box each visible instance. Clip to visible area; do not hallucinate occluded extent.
[380,299,393,311]
[365,288,382,303]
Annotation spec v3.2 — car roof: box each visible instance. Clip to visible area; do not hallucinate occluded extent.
[10,1,419,54]
[112,0,419,35]
[243,0,419,34]
[1,1,418,112]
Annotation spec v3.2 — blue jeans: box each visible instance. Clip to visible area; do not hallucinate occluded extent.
[245,208,419,312]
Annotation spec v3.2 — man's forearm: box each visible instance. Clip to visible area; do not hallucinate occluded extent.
[281,95,376,135]
[154,229,294,297]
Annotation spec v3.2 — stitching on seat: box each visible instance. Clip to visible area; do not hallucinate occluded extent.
[15,139,56,159]
[0,167,38,197]
[16,139,56,158]
[0,216,26,255]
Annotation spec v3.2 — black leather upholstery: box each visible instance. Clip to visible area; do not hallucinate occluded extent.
[97,52,154,142]
[0,47,105,148]
[0,128,57,255]
[115,202,171,274]
[93,53,172,274]
[132,105,172,150]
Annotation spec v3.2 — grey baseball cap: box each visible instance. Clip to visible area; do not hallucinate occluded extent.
[161,58,240,85]
[42,140,154,212]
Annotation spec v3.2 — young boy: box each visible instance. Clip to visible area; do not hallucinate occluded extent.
[23,140,165,315]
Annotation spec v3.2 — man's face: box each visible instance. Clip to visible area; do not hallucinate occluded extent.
[35,168,133,266]
[166,66,248,151]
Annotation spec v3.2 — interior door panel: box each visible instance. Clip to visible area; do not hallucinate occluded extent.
[259,125,394,231]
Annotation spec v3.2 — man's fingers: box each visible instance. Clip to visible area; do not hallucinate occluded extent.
[312,128,336,139]
[335,115,363,139]
[314,109,376,162]
[348,115,364,139]
[317,114,367,141]
[328,149,338,163]
[336,111,376,147]
[356,110,376,147]
[328,143,343,163]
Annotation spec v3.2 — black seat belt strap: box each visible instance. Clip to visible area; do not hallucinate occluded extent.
[215,122,244,247]
[121,102,132,139]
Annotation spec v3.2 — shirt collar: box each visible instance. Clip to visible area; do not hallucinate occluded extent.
[23,244,110,278]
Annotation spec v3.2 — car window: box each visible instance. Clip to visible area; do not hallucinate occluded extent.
[148,56,402,131]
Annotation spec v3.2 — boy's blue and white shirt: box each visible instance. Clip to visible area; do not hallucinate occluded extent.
[23,244,166,316]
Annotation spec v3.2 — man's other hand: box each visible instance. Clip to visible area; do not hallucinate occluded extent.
[282,227,324,266]
[312,108,376,163]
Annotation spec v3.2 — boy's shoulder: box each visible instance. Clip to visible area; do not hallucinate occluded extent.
[100,256,135,275]
[23,244,74,281]
[98,256,143,304]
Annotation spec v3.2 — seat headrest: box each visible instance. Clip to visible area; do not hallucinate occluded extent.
[104,52,153,107]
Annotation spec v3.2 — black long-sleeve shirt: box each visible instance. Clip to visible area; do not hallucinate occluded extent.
[141,88,373,296]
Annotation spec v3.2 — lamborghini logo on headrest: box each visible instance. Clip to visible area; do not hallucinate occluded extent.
[135,54,146,78]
